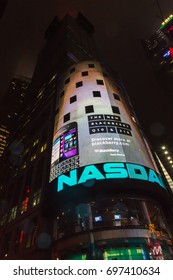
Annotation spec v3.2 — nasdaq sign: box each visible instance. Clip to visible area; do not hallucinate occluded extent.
[57,162,165,192]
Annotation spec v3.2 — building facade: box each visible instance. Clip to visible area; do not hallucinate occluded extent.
[0,13,173,260]
[49,61,173,260]
[142,14,173,194]
[142,15,173,101]
[0,76,31,159]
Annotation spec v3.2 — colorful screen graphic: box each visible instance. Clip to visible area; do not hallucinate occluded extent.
[50,122,79,182]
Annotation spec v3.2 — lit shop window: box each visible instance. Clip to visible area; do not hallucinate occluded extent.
[0,128,9,133]
[33,139,39,147]
[40,143,47,153]
[31,154,37,161]
[8,206,17,223]
[22,162,27,169]
[32,189,41,207]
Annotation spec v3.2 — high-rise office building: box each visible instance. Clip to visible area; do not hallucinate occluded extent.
[0,76,30,158]
[142,14,173,194]
[0,13,173,260]
[142,14,173,101]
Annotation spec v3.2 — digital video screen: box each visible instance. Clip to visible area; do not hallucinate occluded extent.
[95,216,102,222]
[51,123,78,167]
[114,214,121,220]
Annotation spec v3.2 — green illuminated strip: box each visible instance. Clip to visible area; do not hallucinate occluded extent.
[160,15,173,29]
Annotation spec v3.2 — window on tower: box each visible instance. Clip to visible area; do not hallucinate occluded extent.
[113,93,121,101]
[93,91,101,97]
[88,63,95,68]
[81,71,88,76]
[64,113,70,123]
[70,95,77,104]
[76,81,83,88]
[112,106,120,114]
[96,79,104,85]
[85,105,94,114]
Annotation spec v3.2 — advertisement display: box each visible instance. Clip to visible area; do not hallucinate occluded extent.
[49,61,165,192]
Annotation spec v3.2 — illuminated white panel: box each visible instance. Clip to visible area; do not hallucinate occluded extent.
[50,61,161,183]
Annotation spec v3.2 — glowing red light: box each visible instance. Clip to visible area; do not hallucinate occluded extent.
[24,197,29,210]
[19,230,24,244]
[27,188,30,193]
[169,48,173,59]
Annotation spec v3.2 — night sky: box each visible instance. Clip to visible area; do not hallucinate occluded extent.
[0,0,173,146]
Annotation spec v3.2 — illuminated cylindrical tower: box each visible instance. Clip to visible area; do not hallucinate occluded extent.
[50,61,173,260]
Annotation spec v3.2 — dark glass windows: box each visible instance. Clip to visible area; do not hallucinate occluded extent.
[76,81,83,88]
[112,106,120,114]
[88,63,95,68]
[85,105,94,114]
[96,79,104,85]
[82,71,88,76]
[113,93,120,101]
[93,91,101,97]
[64,113,70,123]
[70,95,77,104]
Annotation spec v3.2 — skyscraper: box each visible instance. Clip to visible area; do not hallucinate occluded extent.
[142,14,173,196]
[142,14,173,102]
[0,13,173,260]
[0,76,30,158]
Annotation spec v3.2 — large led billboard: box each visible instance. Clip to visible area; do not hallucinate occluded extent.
[49,61,165,192]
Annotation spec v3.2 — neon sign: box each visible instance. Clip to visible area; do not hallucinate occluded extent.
[57,162,165,192]
[163,50,171,59]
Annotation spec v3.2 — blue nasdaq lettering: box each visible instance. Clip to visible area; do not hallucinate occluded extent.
[104,163,128,178]
[78,165,105,184]
[57,163,166,192]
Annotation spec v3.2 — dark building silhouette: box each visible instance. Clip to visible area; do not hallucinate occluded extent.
[0,0,8,20]
[0,13,173,260]
[142,14,173,196]
[0,76,30,158]
[142,14,173,103]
